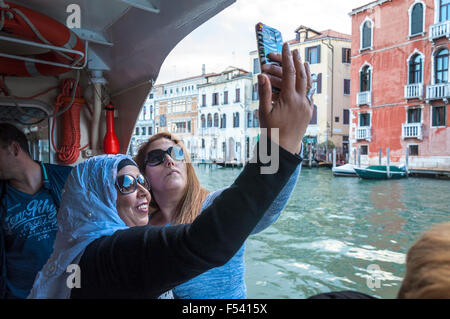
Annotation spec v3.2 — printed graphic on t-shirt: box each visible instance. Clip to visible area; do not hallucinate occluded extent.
[5,197,58,242]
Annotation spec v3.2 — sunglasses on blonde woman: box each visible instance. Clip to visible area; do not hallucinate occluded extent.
[145,145,185,167]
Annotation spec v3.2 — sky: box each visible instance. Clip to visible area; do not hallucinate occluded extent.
[155,0,371,84]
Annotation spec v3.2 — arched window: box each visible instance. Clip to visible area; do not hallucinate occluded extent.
[201,114,206,128]
[309,105,318,125]
[214,113,219,127]
[220,114,226,128]
[207,114,212,128]
[435,48,449,84]
[411,3,424,35]
[233,112,240,128]
[409,54,423,84]
[360,65,371,92]
[361,20,372,49]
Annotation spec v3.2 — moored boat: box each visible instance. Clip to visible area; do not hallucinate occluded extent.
[354,165,408,179]
[332,163,359,177]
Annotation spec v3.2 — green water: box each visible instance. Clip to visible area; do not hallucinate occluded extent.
[194,164,450,299]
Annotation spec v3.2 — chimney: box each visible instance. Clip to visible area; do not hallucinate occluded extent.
[202,64,206,75]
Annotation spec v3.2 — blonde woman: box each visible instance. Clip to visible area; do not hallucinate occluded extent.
[134,44,312,299]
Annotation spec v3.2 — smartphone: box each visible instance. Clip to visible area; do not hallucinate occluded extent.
[255,22,283,69]
[255,23,283,92]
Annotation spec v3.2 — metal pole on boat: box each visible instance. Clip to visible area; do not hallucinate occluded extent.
[354,148,357,165]
[379,148,382,165]
[333,148,336,168]
[387,147,391,179]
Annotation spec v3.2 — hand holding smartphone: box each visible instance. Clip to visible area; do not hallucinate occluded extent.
[256,22,317,102]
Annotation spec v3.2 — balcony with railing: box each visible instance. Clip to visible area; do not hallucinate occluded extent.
[402,123,423,140]
[404,83,424,100]
[429,20,450,41]
[356,126,371,141]
[426,83,450,103]
[201,127,220,136]
[357,91,372,106]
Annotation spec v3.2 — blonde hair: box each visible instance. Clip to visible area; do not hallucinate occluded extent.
[134,132,210,225]
[397,222,450,299]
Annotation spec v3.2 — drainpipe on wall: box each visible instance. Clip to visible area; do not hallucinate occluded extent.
[322,39,335,143]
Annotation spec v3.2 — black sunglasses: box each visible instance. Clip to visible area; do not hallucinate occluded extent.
[145,145,185,167]
[115,174,150,195]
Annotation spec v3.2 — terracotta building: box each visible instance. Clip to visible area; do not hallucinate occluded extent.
[349,0,449,174]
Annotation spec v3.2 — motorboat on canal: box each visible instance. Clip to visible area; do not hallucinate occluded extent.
[354,165,408,180]
[332,163,359,177]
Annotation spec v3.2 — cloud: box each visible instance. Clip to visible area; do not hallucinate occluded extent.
[156,0,370,84]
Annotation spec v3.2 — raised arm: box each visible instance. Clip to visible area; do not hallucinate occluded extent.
[71,42,314,299]
[71,143,301,298]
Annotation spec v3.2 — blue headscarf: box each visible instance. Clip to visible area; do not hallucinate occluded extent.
[28,154,131,298]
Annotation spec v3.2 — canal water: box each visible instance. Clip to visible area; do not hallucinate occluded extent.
[194,164,450,299]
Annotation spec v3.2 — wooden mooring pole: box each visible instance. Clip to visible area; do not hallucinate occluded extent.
[387,147,391,179]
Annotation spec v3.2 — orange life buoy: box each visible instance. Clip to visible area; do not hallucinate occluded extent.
[0,1,85,77]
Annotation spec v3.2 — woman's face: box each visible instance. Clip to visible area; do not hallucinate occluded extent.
[116,165,151,227]
[144,138,187,195]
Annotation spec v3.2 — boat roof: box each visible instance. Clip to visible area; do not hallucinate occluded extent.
[2,0,236,153]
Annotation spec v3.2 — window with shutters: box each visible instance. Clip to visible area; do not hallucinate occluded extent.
[343,109,350,125]
[223,91,229,104]
[360,145,368,155]
[207,114,212,127]
[214,113,219,127]
[409,54,423,84]
[306,46,321,64]
[360,113,371,127]
[233,112,240,128]
[409,145,419,156]
[201,114,206,128]
[361,20,372,50]
[410,3,424,36]
[360,66,371,92]
[407,108,421,124]
[344,79,351,95]
[201,94,206,107]
[313,73,322,94]
[440,0,450,22]
[212,93,219,106]
[432,106,447,127]
[435,48,449,84]
[342,48,351,64]
[220,114,226,128]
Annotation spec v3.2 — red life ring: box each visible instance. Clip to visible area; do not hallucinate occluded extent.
[0,1,85,77]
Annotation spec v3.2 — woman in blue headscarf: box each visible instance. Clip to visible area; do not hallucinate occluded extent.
[28,148,301,298]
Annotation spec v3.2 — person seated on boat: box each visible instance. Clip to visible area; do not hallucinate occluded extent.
[0,123,72,299]
[27,42,313,298]
[133,43,313,299]
[397,221,450,299]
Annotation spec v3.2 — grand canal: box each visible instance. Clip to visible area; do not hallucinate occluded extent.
[194,164,450,299]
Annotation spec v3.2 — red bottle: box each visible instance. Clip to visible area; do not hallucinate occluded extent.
[103,104,120,154]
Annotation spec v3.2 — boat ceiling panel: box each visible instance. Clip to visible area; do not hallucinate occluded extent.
[6,0,236,153]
